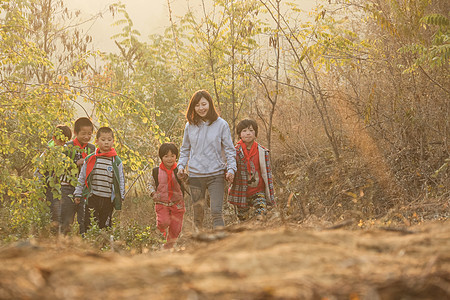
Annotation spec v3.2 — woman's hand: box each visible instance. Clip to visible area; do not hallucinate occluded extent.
[225,172,234,183]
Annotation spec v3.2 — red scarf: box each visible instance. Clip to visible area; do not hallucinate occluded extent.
[160,162,177,200]
[238,140,258,173]
[85,148,118,187]
[73,137,89,158]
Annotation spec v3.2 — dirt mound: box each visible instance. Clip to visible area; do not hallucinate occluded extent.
[1,220,449,299]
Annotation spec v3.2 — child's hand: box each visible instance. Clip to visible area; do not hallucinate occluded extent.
[76,158,84,166]
[225,172,234,183]
[177,168,187,180]
[151,192,161,201]
[74,197,81,204]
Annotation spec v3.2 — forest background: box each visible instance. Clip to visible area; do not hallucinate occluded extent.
[0,0,448,249]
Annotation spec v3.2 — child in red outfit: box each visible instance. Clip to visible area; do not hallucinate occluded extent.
[148,143,185,249]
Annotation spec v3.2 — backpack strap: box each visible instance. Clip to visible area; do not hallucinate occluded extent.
[152,167,159,189]
[87,143,96,155]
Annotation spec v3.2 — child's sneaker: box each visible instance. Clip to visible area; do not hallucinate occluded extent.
[164,241,175,249]
[237,208,250,222]
[50,221,60,235]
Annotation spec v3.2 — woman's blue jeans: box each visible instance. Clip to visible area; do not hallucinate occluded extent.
[188,174,225,229]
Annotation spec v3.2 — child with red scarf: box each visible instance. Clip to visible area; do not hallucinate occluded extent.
[228,119,275,221]
[61,117,95,234]
[74,127,125,231]
[148,143,185,249]
[74,127,125,230]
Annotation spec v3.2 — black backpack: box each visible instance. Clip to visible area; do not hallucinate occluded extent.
[152,167,185,196]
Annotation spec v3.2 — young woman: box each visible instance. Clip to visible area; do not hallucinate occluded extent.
[177,90,236,230]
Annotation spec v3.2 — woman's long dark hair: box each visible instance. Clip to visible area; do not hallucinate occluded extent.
[186,90,219,125]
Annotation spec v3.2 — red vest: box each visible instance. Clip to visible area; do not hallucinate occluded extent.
[157,168,183,203]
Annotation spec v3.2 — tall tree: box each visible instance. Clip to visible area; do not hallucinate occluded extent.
[0,0,98,235]
[182,0,262,139]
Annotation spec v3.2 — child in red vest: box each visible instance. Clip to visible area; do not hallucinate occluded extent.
[148,142,185,249]
[228,119,275,221]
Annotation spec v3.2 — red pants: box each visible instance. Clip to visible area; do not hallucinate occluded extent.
[155,201,185,247]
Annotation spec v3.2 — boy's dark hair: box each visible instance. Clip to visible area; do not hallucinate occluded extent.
[186,89,219,125]
[74,117,93,134]
[55,125,72,142]
[158,142,179,159]
[96,127,114,139]
[236,119,258,138]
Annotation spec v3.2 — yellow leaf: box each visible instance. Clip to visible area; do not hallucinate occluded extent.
[345,191,357,198]
[358,220,364,227]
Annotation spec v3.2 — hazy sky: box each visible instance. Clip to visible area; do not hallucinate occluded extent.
[66,0,178,51]
[66,0,318,53]
[65,0,317,117]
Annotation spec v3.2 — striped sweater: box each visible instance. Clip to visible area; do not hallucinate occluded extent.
[74,152,125,210]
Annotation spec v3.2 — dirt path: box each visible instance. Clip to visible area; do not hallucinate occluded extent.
[1,220,449,299]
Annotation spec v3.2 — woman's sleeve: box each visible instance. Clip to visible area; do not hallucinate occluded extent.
[222,121,237,174]
[178,123,190,170]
